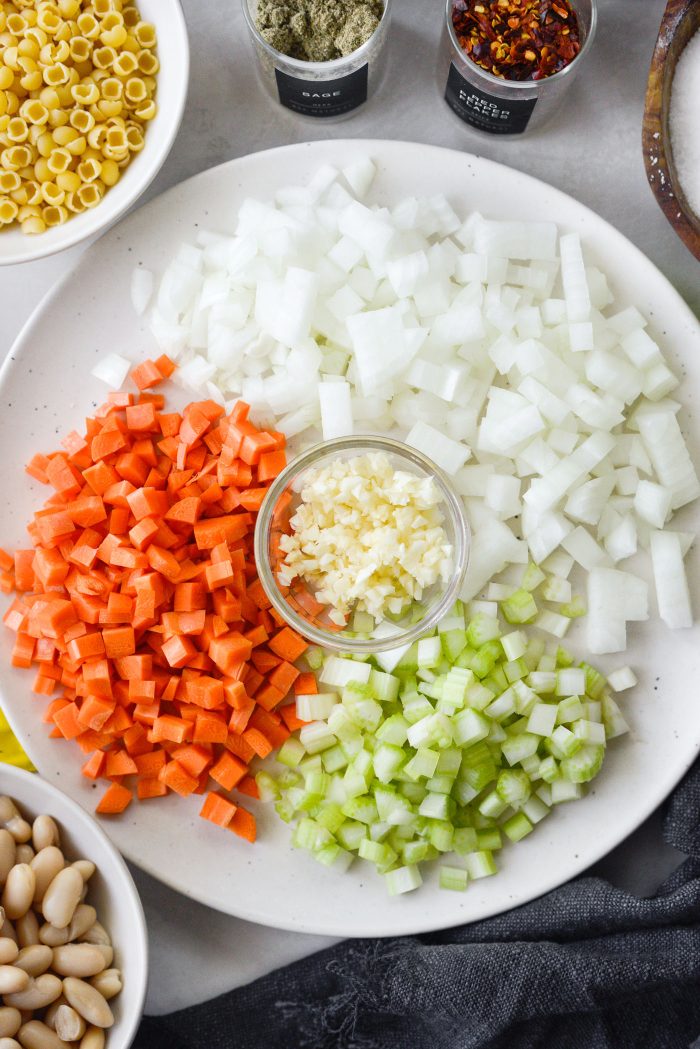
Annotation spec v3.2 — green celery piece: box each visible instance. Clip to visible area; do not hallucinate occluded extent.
[439,865,468,891]
[521,562,546,591]
[441,628,468,661]
[560,595,586,618]
[580,662,607,700]
[501,589,538,625]
[561,743,605,783]
[476,827,502,851]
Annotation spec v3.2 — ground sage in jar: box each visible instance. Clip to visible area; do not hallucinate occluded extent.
[243,0,391,119]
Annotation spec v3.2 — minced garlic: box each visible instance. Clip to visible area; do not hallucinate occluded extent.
[278,452,453,625]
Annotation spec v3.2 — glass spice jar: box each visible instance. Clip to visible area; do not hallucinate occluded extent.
[440,0,597,137]
[242,0,392,121]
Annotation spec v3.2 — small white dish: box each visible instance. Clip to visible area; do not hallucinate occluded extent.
[0,0,189,267]
[0,765,148,1049]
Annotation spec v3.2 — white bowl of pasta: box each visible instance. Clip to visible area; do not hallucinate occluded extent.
[0,0,189,266]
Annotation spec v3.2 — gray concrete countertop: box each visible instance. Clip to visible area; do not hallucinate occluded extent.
[0,0,696,1016]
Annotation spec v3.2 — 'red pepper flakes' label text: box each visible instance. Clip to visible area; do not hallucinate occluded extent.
[445,63,537,134]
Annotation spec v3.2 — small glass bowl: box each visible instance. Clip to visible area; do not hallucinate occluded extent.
[254,436,470,655]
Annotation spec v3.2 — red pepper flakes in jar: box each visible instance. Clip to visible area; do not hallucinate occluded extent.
[451,0,581,82]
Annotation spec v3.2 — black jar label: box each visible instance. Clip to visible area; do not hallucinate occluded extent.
[275,64,368,118]
[445,62,536,135]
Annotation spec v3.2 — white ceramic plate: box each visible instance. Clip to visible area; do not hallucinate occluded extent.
[0,0,189,266]
[1,141,699,938]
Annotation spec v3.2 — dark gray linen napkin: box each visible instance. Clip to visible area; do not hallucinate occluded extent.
[134,760,700,1049]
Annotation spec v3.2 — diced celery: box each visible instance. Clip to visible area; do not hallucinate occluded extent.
[441,628,468,661]
[315,844,354,872]
[502,589,538,624]
[504,658,528,683]
[376,713,409,745]
[550,778,583,803]
[602,694,630,738]
[336,819,367,851]
[428,820,454,852]
[500,733,539,766]
[521,562,546,591]
[478,790,509,819]
[560,595,586,618]
[522,795,550,824]
[572,719,607,746]
[417,636,442,668]
[369,668,400,704]
[549,725,582,759]
[503,812,534,842]
[453,708,491,747]
[299,722,336,754]
[322,744,349,773]
[501,630,527,661]
[372,742,406,783]
[402,840,430,865]
[425,774,456,795]
[496,769,531,805]
[385,865,423,895]
[440,865,468,891]
[556,696,584,724]
[476,827,502,851]
[453,826,479,855]
[527,703,558,737]
[404,747,440,781]
[538,755,559,783]
[561,743,605,783]
[341,796,379,825]
[465,850,498,879]
[316,802,345,834]
[277,737,306,768]
[466,614,501,647]
[304,646,324,671]
[419,792,455,821]
[255,771,279,802]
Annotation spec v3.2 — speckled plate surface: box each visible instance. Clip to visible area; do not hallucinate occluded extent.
[1,140,699,936]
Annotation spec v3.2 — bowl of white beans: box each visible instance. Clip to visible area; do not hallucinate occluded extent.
[0,0,189,266]
[0,764,147,1049]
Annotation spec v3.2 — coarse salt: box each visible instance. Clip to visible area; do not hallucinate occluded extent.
[278,453,453,625]
[669,28,700,218]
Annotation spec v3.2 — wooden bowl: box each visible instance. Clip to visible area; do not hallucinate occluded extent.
[643,0,700,261]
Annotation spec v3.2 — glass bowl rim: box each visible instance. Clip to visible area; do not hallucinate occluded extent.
[253,434,471,654]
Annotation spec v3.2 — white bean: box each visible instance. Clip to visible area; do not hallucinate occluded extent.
[41,871,81,931]
[13,949,51,979]
[61,980,112,1029]
[54,1005,84,1043]
[17,1020,66,1049]
[14,913,37,951]
[35,926,65,950]
[51,947,105,980]
[70,862,94,884]
[41,999,64,1031]
[29,852,63,909]
[0,838,15,889]
[0,924,15,949]
[2,869,34,922]
[79,1027,104,1049]
[65,906,96,946]
[0,969,28,996]
[8,856,29,876]
[0,1037,20,1049]
[30,821,58,857]
[4,975,62,1010]
[0,945,17,969]
[88,969,120,1001]
[0,1008,21,1038]
[78,922,108,948]
[0,804,30,848]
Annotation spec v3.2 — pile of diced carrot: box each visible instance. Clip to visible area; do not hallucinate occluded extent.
[0,357,317,843]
